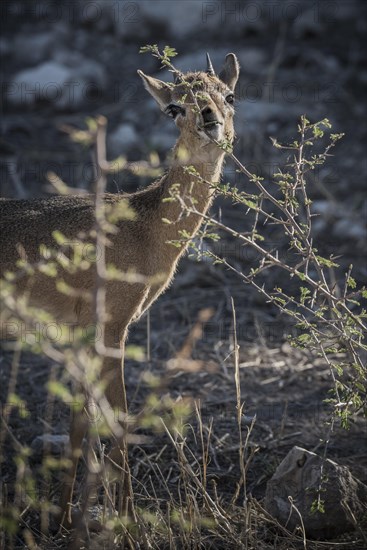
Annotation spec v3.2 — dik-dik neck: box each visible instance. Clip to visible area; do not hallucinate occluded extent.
[155,141,225,245]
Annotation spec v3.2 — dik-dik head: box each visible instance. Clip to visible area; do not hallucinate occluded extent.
[138,53,239,158]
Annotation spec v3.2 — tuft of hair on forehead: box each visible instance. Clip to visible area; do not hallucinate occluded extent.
[173,71,231,97]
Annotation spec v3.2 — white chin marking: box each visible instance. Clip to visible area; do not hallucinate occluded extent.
[198,127,222,143]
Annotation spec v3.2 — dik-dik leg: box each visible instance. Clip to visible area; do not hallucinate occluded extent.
[101,327,136,523]
[58,411,88,529]
[58,323,135,529]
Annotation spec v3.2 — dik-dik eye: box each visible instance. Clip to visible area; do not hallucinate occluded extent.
[165,104,185,119]
[225,93,235,105]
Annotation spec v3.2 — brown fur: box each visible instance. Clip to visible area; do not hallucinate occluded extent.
[0,54,240,527]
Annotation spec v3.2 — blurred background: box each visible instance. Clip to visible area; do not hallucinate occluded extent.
[1,0,366,320]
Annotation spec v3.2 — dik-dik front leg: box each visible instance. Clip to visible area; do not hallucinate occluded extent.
[58,323,134,530]
[100,326,136,523]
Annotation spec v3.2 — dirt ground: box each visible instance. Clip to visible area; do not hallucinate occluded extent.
[1,256,366,548]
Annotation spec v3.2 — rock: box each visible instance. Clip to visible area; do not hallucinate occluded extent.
[7,54,107,110]
[312,200,336,217]
[31,434,69,458]
[236,100,305,126]
[264,446,367,539]
[7,61,72,106]
[108,123,139,156]
[59,53,107,110]
[52,50,106,87]
[333,218,366,241]
[311,201,366,241]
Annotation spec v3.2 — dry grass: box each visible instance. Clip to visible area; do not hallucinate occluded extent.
[1,277,366,548]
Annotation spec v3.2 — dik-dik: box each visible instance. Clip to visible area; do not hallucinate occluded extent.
[0,53,240,527]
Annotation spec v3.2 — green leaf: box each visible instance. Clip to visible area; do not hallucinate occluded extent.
[52,230,67,245]
[316,255,339,268]
[163,46,177,58]
[347,276,356,289]
[300,286,311,305]
[311,499,325,514]
[139,44,158,54]
[38,262,58,277]
[47,381,73,402]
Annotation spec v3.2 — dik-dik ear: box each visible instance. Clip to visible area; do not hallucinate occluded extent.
[219,53,240,91]
[138,70,173,111]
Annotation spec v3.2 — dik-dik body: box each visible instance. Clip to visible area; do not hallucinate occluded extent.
[0,53,239,527]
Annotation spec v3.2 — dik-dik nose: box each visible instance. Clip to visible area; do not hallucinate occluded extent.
[201,105,218,125]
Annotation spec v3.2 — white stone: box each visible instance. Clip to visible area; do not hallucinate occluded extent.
[8,62,72,106]
[312,200,336,217]
[333,217,366,241]
[7,55,107,110]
